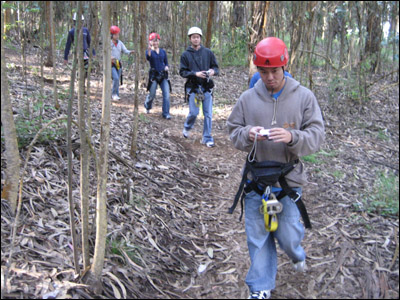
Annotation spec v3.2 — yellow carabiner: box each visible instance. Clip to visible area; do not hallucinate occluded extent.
[260,197,279,232]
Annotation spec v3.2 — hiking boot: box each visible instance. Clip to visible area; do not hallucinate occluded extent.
[183,128,190,138]
[292,260,306,273]
[248,290,271,299]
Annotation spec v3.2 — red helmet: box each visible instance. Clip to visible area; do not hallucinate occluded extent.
[253,37,289,68]
[149,32,160,41]
[110,26,120,35]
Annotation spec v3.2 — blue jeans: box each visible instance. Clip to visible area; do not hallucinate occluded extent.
[112,67,122,96]
[144,79,170,117]
[184,87,214,144]
[244,188,305,292]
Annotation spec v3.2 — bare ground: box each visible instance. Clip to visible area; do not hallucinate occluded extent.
[1,44,399,299]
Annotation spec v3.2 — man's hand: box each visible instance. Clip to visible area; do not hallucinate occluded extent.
[268,128,293,144]
[207,69,215,77]
[249,127,267,142]
[64,59,68,65]
[196,71,207,78]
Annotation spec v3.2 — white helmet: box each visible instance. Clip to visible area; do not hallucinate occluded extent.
[73,13,84,21]
[188,27,202,37]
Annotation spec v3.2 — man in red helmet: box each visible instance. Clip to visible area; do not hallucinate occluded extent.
[227,37,324,299]
[110,25,134,101]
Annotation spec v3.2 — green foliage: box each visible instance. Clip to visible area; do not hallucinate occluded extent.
[108,238,142,266]
[302,150,337,164]
[14,109,66,149]
[363,172,399,217]
[212,26,248,67]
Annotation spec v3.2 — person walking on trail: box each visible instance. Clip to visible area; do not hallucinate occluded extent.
[227,37,325,299]
[144,32,171,119]
[110,25,134,101]
[64,13,95,76]
[179,26,219,148]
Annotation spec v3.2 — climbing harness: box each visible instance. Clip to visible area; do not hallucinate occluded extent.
[195,86,205,107]
[229,133,311,229]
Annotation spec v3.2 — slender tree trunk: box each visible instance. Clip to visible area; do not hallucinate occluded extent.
[130,2,140,158]
[39,1,45,126]
[171,1,177,73]
[205,1,215,49]
[89,1,112,290]
[86,1,99,137]
[75,1,90,272]
[1,6,20,215]
[247,1,268,82]
[48,1,59,109]
[66,2,81,276]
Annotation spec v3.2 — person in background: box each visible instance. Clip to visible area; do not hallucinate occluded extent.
[179,26,219,148]
[110,25,134,101]
[144,32,171,119]
[64,13,95,79]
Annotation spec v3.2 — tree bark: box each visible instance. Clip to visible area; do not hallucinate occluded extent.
[89,1,112,288]
[247,1,269,82]
[1,6,20,215]
[48,1,59,109]
[130,2,140,158]
[75,1,90,272]
[205,1,215,49]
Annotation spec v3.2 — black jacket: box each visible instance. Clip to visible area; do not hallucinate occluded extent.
[179,45,219,88]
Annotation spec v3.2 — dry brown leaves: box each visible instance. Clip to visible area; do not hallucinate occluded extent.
[1,44,399,299]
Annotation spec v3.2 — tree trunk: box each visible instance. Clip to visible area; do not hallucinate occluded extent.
[289,1,306,78]
[171,1,177,73]
[48,1,59,109]
[75,1,90,272]
[365,1,382,73]
[66,2,81,276]
[247,1,269,82]
[205,1,215,49]
[1,6,20,215]
[45,1,53,67]
[130,2,140,158]
[89,1,112,288]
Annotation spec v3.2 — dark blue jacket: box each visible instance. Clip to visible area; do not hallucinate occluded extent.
[179,45,219,80]
[64,27,95,61]
[146,48,168,73]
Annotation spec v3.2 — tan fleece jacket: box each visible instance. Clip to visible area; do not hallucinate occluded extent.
[227,77,325,187]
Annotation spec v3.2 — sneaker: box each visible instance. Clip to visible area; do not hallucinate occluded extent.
[201,140,215,148]
[292,260,306,273]
[146,109,150,114]
[163,115,171,120]
[248,290,271,299]
[112,94,120,101]
[183,128,190,138]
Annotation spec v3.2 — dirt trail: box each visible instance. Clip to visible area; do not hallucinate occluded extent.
[2,45,398,299]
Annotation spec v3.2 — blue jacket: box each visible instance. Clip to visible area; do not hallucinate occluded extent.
[146,48,168,73]
[64,27,95,61]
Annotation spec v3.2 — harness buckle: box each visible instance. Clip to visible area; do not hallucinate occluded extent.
[292,192,301,203]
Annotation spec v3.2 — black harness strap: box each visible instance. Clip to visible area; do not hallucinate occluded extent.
[278,177,312,229]
[229,158,312,229]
